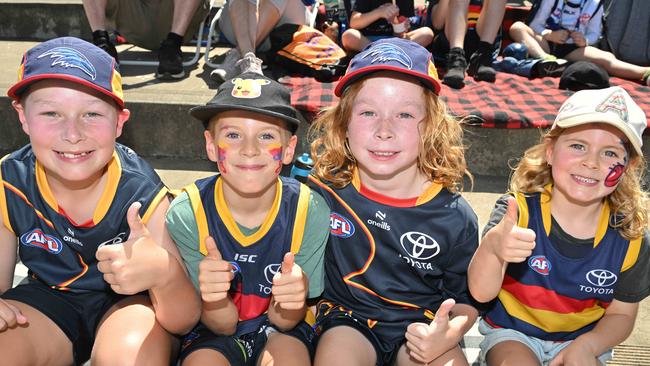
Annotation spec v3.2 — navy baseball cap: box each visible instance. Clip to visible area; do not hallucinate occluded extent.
[7,37,125,109]
[334,38,441,97]
[190,72,301,133]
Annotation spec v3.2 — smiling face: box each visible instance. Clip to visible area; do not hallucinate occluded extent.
[12,79,128,190]
[346,72,429,196]
[205,110,297,199]
[546,123,630,209]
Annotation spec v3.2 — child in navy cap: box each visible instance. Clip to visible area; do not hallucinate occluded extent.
[309,37,479,365]
[1,36,200,365]
[166,72,330,365]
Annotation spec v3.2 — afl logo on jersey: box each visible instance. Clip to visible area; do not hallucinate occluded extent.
[20,229,63,254]
[528,255,551,275]
[330,212,355,238]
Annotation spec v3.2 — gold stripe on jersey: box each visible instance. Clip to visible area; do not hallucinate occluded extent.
[622,237,642,272]
[290,183,310,255]
[215,177,282,246]
[3,180,55,231]
[498,286,606,333]
[185,184,210,256]
[0,154,14,234]
[513,192,530,228]
[141,187,169,224]
[350,169,444,206]
[57,252,89,289]
[34,151,122,225]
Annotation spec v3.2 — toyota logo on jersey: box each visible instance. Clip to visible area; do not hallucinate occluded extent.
[399,231,440,260]
[264,263,281,284]
[586,269,618,287]
[20,229,63,254]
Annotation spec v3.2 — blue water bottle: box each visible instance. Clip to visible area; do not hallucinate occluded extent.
[290,153,314,183]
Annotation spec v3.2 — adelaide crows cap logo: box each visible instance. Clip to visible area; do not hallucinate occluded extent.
[335,38,440,96]
[7,36,124,109]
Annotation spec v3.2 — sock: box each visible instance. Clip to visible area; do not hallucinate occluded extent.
[643,68,650,82]
[92,30,110,41]
[477,41,493,53]
[166,32,184,46]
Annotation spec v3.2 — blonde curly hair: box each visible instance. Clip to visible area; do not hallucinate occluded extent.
[309,78,471,193]
[510,127,648,240]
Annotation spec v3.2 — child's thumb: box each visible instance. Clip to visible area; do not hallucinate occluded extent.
[126,202,146,239]
[205,236,222,260]
[281,252,295,274]
[503,197,519,227]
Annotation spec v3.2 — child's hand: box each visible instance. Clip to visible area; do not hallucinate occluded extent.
[545,29,570,44]
[571,31,587,47]
[549,338,596,366]
[96,202,167,295]
[377,3,399,20]
[271,253,307,310]
[489,197,536,263]
[404,299,468,363]
[198,236,234,303]
[0,299,27,331]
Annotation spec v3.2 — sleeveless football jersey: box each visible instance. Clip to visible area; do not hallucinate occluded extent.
[0,144,168,293]
[184,175,311,336]
[484,188,643,341]
[309,172,478,343]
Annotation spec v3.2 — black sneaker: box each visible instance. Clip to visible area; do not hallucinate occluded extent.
[156,39,185,79]
[443,47,467,89]
[92,30,118,62]
[531,58,568,78]
[468,48,496,82]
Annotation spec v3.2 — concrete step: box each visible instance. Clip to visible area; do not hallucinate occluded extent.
[0,0,91,41]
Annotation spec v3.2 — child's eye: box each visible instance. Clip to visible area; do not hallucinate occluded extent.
[84,112,101,118]
[604,150,619,158]
[360,111,375,117]
[41,111,58,118]
[259,133,276,141]
[569,143,585,151]
[398,112,414,119]
[225,132,240,139]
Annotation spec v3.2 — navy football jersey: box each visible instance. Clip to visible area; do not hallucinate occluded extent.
[184,175,311,336]
[309,173,478,343]
[0,144,168,292]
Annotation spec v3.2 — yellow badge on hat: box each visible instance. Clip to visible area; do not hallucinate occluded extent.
[231,77,271,99]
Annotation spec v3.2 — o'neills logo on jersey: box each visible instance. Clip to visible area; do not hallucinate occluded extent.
[330,212,355,238]
[20,229,63,254]
[528,255,551,275]
[580,269,617,295]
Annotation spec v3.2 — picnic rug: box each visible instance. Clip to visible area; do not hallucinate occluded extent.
[280,74,650,129]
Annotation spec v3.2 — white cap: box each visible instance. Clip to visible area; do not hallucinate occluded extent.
[553,86,647,156]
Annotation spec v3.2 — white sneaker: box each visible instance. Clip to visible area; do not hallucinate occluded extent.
[237,52,263,75]
[210,48,241,82]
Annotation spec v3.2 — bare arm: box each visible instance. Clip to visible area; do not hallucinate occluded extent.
[0,222,17,293]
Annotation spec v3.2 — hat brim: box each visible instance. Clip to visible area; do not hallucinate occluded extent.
[334,65,441,96]
[554,113,643,156]
[7,74,125,109]
[190,104,301,133]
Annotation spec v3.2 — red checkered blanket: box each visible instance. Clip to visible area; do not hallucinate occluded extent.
[280,74,650,129]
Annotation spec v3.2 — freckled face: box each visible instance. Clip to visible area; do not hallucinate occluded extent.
[546,123,629,208]
[205,110,297,197]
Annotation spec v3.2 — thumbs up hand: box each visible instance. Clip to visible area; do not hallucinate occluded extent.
[490,197,536,263]
[271,253,307,310]
[96,201,167,294]
[404,299,469,364]
[198,236,234,303]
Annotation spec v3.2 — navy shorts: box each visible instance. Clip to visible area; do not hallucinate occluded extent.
[2,279,128,365]
[313,301,405,366]
[180,318,316,365]
[547,42,580,59]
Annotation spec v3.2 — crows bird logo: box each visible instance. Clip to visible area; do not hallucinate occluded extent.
[359,43,412,69]
[37,47,97,80]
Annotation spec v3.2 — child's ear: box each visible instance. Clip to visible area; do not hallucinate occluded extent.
[544,137,555,166]
[282,135,298,165]
[204,130,218,163]
[115,108,130,138]
[12,100,29,135]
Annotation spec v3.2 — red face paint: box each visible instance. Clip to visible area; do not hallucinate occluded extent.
[217,142,228,174]
[268,143,283,175]
[604,163,625,187]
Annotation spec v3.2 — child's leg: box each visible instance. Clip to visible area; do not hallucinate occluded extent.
[429,0,450,31]
[0,300,73,365]
[91,295,176,366]
[565,46,650,82]
[258,332,311,366]
[395,343,468,366]
[341,29,372,52]
[183,349,231,366]
[314,326,377,366]
[508,21,551,58]
[475,0,507,44]
[407,27,434,47]
[485,341,541,366]
[444,0,470,48]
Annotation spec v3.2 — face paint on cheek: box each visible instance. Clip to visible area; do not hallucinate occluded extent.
[268,143,283,174]
[604,162,626,187]
[217,142,229,174]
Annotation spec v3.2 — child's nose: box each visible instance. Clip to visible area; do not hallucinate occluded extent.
[375,118,394,140]
[62,119,85,143]
[241,137,260,156]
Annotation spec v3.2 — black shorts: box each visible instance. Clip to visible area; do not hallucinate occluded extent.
[547,42,580,59]
[2,280,128,365]
[180,318,316,365]
[313,301,404,366]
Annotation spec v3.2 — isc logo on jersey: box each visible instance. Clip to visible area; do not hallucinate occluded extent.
[528,255,551,275]
[20,229,63,254]
[330,212,355,238]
